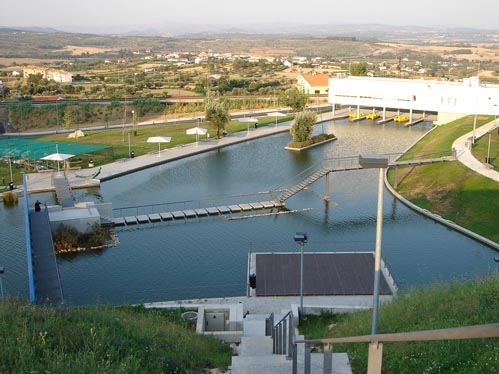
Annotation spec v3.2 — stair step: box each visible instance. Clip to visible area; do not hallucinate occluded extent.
[239,336,273,356]
[243,319,266,336]
[231,355,291,374]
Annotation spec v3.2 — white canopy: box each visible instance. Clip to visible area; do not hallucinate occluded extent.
[186,127,207,135]
[41,153,74,161]
[186,127,208,144]
[41,152,74,175]
[267,111,287,126]
[147,136,171,157]
[238,117,258,123]
[266,111,286,117]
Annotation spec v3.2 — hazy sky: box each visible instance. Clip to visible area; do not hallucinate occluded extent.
[1,0,497,31]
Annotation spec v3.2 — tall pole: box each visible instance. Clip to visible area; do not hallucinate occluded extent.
[487,132,492,164]
[300,241,304,314]
[55,102,59,134]
[9,157,13,183]
[128,131,131,158]
[371,167,385,335]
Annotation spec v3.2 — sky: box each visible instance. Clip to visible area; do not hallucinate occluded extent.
[1,0,498,33]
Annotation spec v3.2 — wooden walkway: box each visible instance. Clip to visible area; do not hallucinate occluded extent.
[28,208,64,305]
[274,155,457,204]
[113,200,283,226]
[53,174,76,207]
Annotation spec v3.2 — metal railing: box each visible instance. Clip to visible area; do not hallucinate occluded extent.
[292,323,499,374]
[270,311,297,361]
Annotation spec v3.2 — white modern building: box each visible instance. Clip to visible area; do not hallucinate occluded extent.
[328,76,499,125]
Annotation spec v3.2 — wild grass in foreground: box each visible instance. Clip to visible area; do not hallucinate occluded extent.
[300,276,499,374]
[0,301,232,373]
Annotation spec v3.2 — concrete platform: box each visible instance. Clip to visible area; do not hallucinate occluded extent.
[194,208,208,216]
[124,216,137,225]
[113,217,126,226]
[136,215,150,223]
[159,212,173,221]
[228,205,242,212]
[148,213,161,222]
[171,211,185,219]
[183,209,197,218]
[217,206,231,214]
[206,207,220,215]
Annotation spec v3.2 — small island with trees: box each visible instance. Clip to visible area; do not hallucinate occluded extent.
[281,88,336,151]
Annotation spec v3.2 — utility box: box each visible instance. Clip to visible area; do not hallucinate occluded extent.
[205,312,226,332]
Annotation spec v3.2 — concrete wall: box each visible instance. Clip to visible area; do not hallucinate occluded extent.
[48,205,101,234]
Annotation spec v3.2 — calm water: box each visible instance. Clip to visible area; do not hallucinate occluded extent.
[2,119,498,305]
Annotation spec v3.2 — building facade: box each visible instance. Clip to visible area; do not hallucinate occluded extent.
[23,65,73,83]
[328,76,499,124]
[297,74,330,95]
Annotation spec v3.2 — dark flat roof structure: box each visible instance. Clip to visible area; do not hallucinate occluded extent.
[255,252,393,297]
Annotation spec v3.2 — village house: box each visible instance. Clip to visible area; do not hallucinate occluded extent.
[23,65,73,83]
[296,73,330,95]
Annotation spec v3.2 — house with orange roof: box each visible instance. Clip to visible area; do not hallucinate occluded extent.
[296,73,330,95]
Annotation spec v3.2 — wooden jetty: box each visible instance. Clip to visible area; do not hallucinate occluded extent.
[113,201,283,226]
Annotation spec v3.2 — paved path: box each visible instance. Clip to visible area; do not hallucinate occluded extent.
[24,109,345,192]
[452,120,499,182]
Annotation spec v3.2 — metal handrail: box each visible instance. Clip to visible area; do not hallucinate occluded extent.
[271,311,296,362]
[292,323,499,374]
[297,322,499,345]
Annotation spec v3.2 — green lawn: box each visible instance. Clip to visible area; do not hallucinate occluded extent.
[300,276,499,374]
[0,114,292,191]
[0,300,232,373]
[388,115,499,243]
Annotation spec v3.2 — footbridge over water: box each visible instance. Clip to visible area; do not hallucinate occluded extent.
[110,150,458,227]
[271,150,458,204]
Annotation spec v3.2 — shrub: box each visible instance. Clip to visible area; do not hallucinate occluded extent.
[2,191,18,205]
[290,110,316,143]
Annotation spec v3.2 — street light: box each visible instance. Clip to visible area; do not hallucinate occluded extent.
[0,266,4,298]
[487,105,497,164]
[359,154,389,336]
[294,232,307,316]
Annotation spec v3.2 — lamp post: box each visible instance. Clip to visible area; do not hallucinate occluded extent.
[487,105,497,164]
[359,154,389,336]
[0,266,4,298]
[294,232,307,315]
[8,157,13,184]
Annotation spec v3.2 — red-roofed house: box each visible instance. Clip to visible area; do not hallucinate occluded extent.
[296,74,330,94]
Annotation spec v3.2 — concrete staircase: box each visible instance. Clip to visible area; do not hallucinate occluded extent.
[230,313,352,374]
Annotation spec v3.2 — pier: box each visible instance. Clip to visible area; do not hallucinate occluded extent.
[113,200,284,226]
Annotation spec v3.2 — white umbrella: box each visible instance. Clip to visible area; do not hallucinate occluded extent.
[238,117,258,134]
[41,152,74,175]
[147,136,171,157]
[186,127,208,143]
[266,111,286,127]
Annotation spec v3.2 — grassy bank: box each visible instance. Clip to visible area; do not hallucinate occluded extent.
[300,276,499,373]
[387,115,499,243]
[0,113,293,190]
[0,300,231,373]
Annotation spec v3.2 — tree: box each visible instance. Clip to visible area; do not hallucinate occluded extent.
[350,63,368,76]
[279,87,309,113]
[205,100,229,139]
[290,110,316,143]
[62,109,72,130]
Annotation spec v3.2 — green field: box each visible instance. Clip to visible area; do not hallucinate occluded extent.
[388,115,499,243]
[300,276,499,374]
[0,301,231,373]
